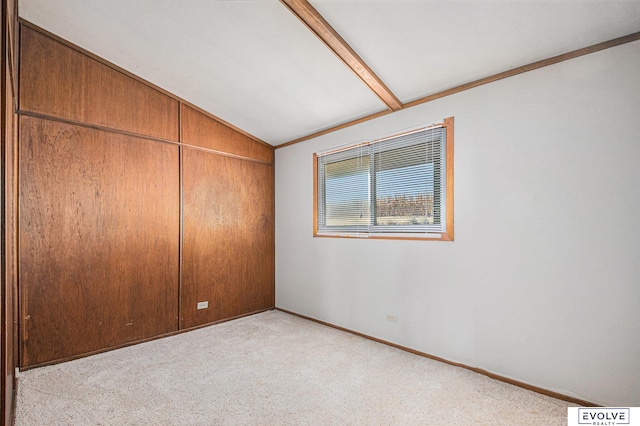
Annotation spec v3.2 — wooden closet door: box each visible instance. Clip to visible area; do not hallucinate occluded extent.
[181,148,274,329]
[19,117,179,367]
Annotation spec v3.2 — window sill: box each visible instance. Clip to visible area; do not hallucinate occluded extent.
[313,231,453,241]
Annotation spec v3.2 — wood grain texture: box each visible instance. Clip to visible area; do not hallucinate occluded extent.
[2,0,18,421]
[18,116,180,367]
[181,105,273,163]
[312,118,454,242]
[2,64,16,426]
[18,20,268,148]
[19,25,179,141]
[443,117,454,241]
[181,148,274,329]
[276,30,640,149]
[276,109,392,149]
[280,0,402,111]
[180,102,269,149]
[312,153,318,237]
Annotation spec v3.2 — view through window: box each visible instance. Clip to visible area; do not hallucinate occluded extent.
[314,117,454,240]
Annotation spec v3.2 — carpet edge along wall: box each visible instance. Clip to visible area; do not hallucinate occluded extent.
[16,23,275,367]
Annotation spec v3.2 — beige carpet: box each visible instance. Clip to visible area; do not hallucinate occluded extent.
[15,310,575,425]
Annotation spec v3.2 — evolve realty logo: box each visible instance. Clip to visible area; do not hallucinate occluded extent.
[568,408,635,426]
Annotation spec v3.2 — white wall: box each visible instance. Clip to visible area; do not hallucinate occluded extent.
[275,40,640,407]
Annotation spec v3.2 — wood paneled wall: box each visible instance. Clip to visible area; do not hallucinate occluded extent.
[2,0,17,423]
[19,27,179,141]
[15,23,275,369]
[182,149,274,328]
[19,117,180,366]
[181,105,273,163]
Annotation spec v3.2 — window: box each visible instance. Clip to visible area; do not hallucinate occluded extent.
[314,117,453,240]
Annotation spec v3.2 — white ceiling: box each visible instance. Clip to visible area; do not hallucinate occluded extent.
[19,0,640,146]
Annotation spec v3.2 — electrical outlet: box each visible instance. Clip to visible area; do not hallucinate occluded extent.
[386,314,398,323]
[197,301,209,310]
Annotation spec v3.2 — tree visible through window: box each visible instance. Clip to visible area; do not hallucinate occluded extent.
[314,117,453,240]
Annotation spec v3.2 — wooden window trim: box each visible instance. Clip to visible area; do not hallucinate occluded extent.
[313,117,454,241]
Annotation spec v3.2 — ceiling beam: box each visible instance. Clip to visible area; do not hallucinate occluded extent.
[276,30,640,148]
[280,0,403,111]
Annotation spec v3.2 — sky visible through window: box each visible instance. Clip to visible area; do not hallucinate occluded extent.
[317,123,449,235]
[325,163,433,202]
[325,162,434,226]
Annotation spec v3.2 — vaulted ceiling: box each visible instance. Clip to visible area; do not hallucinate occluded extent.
[19,0,640,146]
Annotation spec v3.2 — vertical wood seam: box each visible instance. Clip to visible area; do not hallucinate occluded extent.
[17,19,269,148]
[1,0,9,417]
[16,22,275,366]
[178,103,184,330]
[15,22,25,369]
[11,8,19,377]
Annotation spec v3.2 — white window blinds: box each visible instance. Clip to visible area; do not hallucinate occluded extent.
[316,124,447,237]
